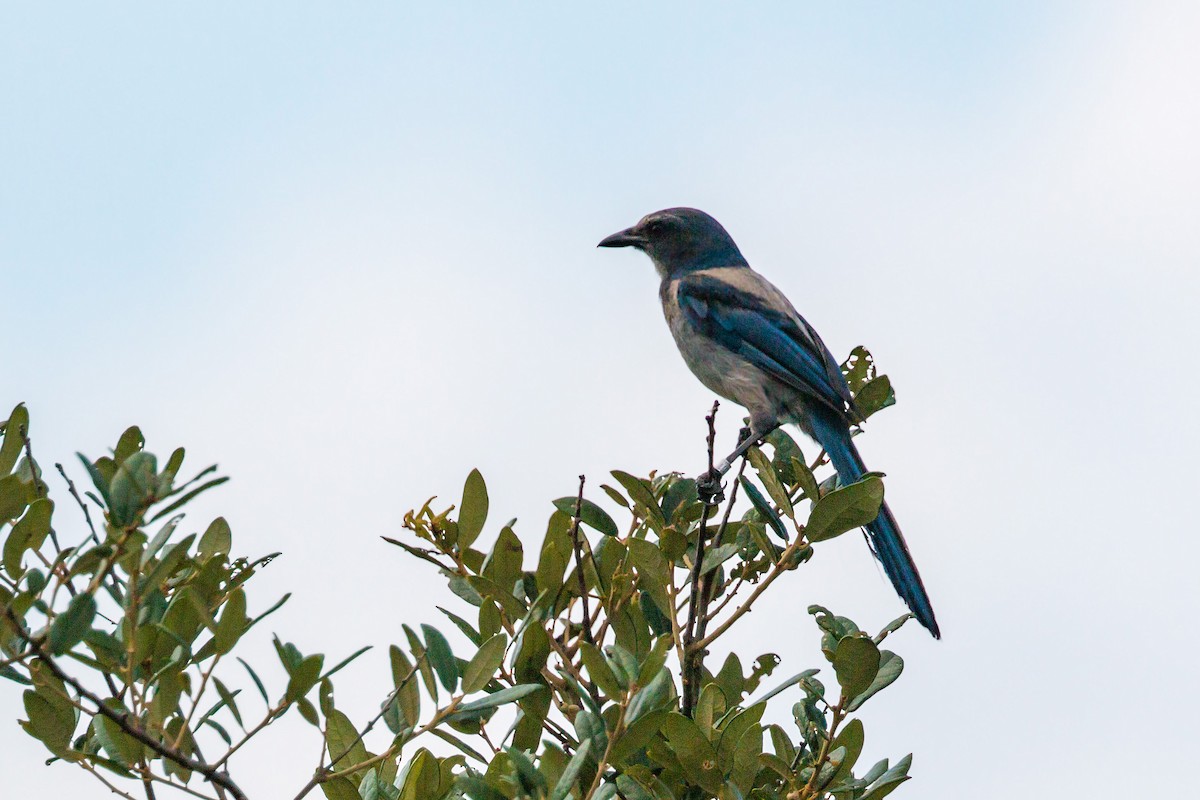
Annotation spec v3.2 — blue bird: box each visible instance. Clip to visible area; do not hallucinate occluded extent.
[599,207,940,638]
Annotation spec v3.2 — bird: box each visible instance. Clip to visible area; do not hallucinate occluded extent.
[598,207,940,638]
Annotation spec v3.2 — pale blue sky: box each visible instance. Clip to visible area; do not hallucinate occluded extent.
[3,3,1198,797]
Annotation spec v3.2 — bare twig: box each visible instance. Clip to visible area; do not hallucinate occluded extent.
[55,462,100,545]
[568,475,594,647]
[80,762,140,800]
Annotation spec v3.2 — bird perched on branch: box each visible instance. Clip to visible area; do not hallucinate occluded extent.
[598,207,940,638]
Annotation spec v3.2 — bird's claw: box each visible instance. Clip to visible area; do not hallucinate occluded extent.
[737,425,755,446]
[696,468,726,506]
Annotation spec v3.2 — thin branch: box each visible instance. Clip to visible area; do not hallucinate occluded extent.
[177,653,223,750]
[141,770,220,800]
[80,762,140,800]
[55,462,100,545]
[692,537,804,653]
[320,662,417,774]
[693,457,749,647]
[290,697,464,800]
[567,475,595,647]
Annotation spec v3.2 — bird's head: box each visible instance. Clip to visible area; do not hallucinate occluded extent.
[598,207,748,277]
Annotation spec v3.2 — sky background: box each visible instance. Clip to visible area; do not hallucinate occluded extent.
[3,2,1199,797]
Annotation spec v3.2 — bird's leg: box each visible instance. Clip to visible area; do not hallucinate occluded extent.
[696,424,778,504]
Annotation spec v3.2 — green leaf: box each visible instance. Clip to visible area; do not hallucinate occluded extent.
[322,645,373,681]
[112,426,145,464]
[661,714,723,793]
[146,476,230,524]
[860,754,912,800]
[48,592,96,655]
[627,539,671,620]
[0,473,30,522]
[421,624,459,693]
[285,654,324,704]
[0,404,29,475]
[95,703,144,765]
[326,708,369,771]
[22,688,75,753]
[608,710,668,766]
[389,645,421,729]
[697,543,739,575]
[511,619,551,684]
[214,588,247,655]
[610,471,665,530]
[458,773,510,800]
[716,703,764,773]
[429,727,488,764]
[198,517,233,560]
[108,451,159,526]
[213,677,243,728]
[139,534,197,594]
[740,478,788,541]
[552,496,618,537]
[841,346,876,393]
[827,718,865,788]
[238,658,270,705]
[4,498,53,577]
[481,526,523,593]
[790,455,821,503]
[549,739,591,800]
[438,607,482,647]
[461,634,507,694]
[747,446,793,518]
[626,669,672,723]
[451,684,543,716]
[579,642,623,699]
[75,452,113,508]
[856,375,896,418]
[833,635,880,699]
[535,512,571,601]
[874,613,913,644]
[458,469,489,549]
[660,477,697,522]
[404,624,439,702]
[847,650,903,711]
[638,635,672,687]
[319,777,362,800]
[805,477,884,543]
[752,668,820,705]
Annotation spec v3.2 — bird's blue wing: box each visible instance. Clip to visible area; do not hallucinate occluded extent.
[677,273,858,420]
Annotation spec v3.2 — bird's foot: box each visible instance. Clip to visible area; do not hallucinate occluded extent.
[737,425,755,446]
[696,468,726,506]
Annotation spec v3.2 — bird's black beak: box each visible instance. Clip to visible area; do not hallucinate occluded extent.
[597,226,645,249]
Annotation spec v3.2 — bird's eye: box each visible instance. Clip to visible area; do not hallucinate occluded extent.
[647,220,665,235]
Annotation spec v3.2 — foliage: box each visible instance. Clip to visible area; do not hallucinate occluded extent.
[0,347,920,800]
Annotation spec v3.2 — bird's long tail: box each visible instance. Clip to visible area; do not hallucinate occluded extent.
[808,411,941,638]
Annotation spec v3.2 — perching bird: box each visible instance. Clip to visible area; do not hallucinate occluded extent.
[598,207,939,638]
